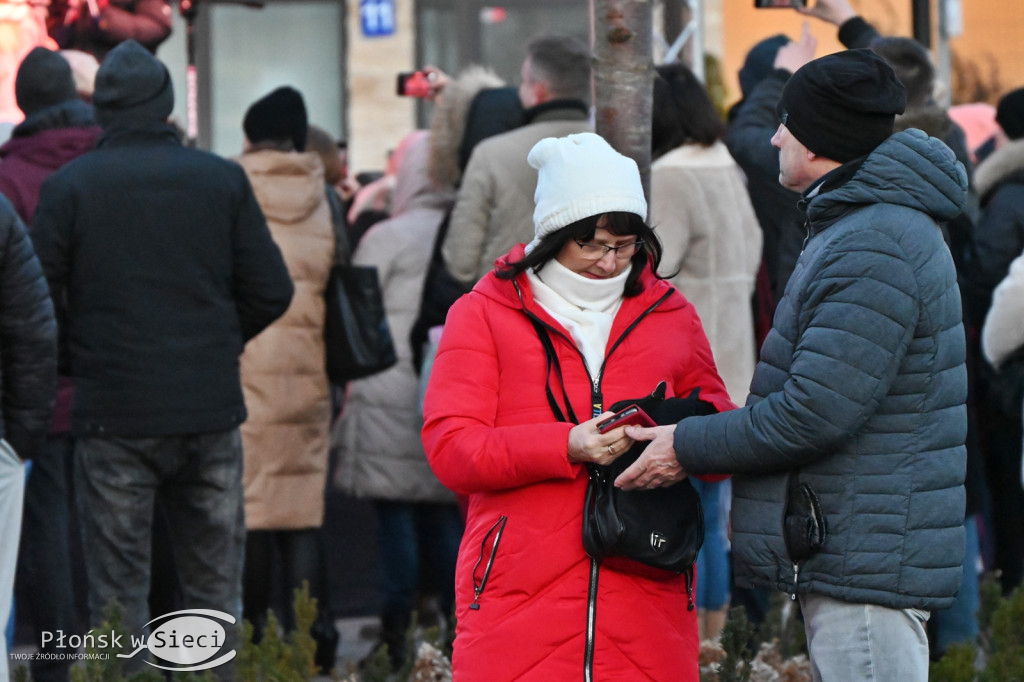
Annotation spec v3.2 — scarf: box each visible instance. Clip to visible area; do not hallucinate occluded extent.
[527,260,631,378]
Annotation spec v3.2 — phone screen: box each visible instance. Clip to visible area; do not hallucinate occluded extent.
[754,0,804,7]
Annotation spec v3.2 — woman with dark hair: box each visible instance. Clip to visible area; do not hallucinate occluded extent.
[421,132,733,680]
[651,63,763,641]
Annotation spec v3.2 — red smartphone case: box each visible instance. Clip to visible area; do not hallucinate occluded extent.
[597,404,657,433]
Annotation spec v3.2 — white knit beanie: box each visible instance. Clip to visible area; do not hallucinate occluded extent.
[525,132,647,253]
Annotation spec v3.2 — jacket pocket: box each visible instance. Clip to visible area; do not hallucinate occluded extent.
[783,477,828,563]
[469,515,507,610]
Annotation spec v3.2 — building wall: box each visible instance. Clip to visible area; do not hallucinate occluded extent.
[347,0,418,173]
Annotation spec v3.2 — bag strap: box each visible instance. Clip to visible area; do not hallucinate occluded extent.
[529,316,579,425]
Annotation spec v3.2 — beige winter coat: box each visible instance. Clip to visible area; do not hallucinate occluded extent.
[236,150,334,529]
[333,132,456,502]
[651,141,763,404]
[443,105,591,285]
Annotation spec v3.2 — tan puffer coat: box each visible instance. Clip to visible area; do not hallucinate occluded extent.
[236,150,334,529]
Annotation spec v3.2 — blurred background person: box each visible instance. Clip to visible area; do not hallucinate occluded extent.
[442,33,592,287]
[58,48,98,102]
[333,129,462,671]
[650,61,762,641]
[0,0,54,139]
[0,194,56,682]
[0,45,97,682]
[724,28,815,345]
[968,86,1024,598]
[233,86,339,672]
[46,0,171,61]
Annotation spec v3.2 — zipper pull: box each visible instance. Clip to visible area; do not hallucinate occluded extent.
[790,563,800,601]
[686,570,695,611]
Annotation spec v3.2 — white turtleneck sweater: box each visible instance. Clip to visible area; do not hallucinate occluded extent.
[526,260,631,378]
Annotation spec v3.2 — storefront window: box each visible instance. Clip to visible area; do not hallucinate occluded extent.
[161,0,346,155]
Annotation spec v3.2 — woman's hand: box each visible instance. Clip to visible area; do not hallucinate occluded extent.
[567,413,634,466]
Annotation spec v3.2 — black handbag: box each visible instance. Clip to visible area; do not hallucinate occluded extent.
[582,383,717,575]
[324,263,397,384]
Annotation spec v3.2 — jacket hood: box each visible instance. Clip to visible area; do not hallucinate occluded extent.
[236,150,325,224]
[0,124,99,169]
[427,66,505,189]
[807,128,967,228]
[974,137,1024,200]
[471,243,685,322]
[390,131,455,217]
[11,99,95,137]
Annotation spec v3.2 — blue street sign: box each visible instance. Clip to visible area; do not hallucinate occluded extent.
[361,0,396,38]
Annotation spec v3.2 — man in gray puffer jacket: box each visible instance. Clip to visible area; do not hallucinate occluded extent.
[619,49,968,681]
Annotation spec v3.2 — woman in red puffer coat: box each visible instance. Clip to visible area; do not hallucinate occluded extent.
[421,132,734,681]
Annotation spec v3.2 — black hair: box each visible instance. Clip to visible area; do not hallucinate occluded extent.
[496,212,663,297]
[651,63,725,160]
[526,35,592,104]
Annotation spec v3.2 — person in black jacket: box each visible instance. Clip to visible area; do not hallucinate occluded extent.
[0,194,57,675]
[967,87,1024,598]
[725,26,816,337]
[31,40,292,676]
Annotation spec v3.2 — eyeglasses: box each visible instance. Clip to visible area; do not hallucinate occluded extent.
[572,238,644,261]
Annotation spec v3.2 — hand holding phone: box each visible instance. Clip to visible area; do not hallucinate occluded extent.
[396,71,435,98]
[597,405,656,433]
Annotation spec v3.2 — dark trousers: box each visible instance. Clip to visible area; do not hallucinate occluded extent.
[243,528,325,633]
[15,434,81,682]
[373,500,463,619]
[978,409,1024,593]
[75,429,245,677]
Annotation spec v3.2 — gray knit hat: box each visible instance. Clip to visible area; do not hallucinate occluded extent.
[15,48,77,117]
[93,40,174,127]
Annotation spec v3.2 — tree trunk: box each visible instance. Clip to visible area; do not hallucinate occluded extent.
[590,0,655,199]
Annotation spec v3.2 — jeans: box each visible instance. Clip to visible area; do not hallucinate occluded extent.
[15,435,78,682]
[691,478,730,610]
[373,501,463,618]
[0,439,25,682]
[799,593,930,682]
[75,430,245,676]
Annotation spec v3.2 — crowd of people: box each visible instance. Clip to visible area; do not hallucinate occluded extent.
[0,0,1022,680]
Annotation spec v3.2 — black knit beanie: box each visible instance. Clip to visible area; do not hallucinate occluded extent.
[777,49,907,163]
[15,48,77,117]
[93,40,174,127]
[996,88,1024,141]
[739,34,790,99]
[243,87,308,152]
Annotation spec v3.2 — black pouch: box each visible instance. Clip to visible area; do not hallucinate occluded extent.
[582,383,717,573]
[783,476,828,563]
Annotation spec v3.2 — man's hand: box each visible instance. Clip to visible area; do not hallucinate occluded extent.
[614,425,685,490]
[774,22,817,74]
[796,0,856,27]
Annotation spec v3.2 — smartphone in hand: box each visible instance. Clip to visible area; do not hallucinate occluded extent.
[597,405,656,433]
[396,71,434,97]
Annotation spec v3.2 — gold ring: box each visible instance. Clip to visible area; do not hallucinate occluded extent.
[607,445,615,456]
